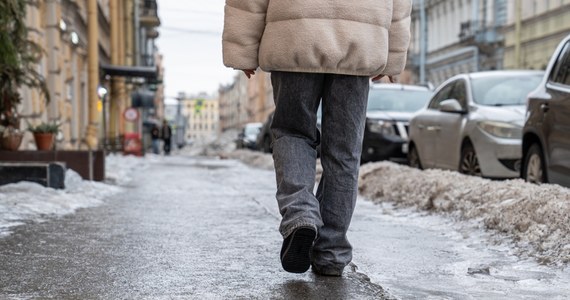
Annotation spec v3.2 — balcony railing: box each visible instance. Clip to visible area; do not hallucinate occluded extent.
[140,54,155,67]
[140,0,160,27]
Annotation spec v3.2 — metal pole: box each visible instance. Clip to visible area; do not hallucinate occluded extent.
[134,0,140,66]
[86,0,99,150]
[419,0,427,85]
[514,0,522,68]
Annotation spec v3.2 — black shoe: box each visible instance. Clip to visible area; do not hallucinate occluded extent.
[280,227,316,273]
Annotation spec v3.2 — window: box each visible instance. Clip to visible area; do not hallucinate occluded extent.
[449,80,468,108]
[550,42,570,87]
[428,81,455,109]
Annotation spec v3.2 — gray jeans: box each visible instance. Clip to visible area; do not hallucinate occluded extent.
[270,71,369,272]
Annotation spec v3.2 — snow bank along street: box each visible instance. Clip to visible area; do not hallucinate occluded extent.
[0,154,147,238]
[359,162,570,265]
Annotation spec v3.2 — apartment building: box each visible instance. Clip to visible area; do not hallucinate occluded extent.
[183,97,220,144]
[408,0,507,86]
[503,0,570,70]
[18,0,163,151]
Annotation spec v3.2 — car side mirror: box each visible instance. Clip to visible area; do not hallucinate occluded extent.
[439,99,466,114]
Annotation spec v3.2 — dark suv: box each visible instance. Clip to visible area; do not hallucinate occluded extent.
[361,84,432,163]
[522,34,570,187]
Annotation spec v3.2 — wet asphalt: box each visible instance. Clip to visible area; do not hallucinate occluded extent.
[0,156,392,299]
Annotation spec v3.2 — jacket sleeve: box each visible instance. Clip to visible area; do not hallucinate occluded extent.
[383,0,412,76]
[222,0,269,70]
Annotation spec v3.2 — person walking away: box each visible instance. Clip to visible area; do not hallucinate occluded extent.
[222,0,412,275]
[161,120,172,155]
[151,123,161,154]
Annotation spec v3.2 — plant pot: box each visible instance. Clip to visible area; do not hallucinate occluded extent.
[33,132,55,150]
[1,132,23,151]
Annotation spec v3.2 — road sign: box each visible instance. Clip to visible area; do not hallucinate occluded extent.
[124,108,139,122]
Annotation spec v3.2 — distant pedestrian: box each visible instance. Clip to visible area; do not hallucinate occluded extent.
[223,0,412,276]
[151,123,160,154]
[161,120,172,155]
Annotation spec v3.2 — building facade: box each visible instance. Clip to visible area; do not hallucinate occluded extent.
[247,71,274,124]
[503,0,570,70]
[16,0,163,152]
[20,0,112,150]
[218,73,248,132]
[408,0,507,86]
[183,97,220,144]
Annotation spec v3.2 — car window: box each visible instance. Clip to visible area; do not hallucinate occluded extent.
[471,74,543,106]
[428,81,455,109]
[245,126,260,136]
[550,41,570,87]
[449,80,468,108]
[367,89,432,112]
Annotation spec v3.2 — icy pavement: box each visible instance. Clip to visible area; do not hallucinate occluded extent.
[0,155,391,299]
[2,152,570,298]
[226,149,570,299]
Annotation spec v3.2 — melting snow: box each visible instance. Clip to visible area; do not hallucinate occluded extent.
[359,162,570,265]
[0,154,149,238]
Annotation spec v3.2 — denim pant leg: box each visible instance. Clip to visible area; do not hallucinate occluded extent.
[270,71,324,238]
[311,74,369,272]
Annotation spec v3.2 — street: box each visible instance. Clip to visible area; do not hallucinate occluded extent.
[1,155,569,299]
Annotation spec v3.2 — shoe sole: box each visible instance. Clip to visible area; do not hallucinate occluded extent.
[281,228,316,273]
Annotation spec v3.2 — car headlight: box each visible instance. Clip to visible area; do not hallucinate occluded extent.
[478,121,522,139]
[368,120,397,136]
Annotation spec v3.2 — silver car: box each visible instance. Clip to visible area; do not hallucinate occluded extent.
[408,71,544,178]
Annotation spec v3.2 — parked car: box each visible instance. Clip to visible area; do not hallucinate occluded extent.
[236,122,263,150]
[256,112,274,153]
[522,34,570,187]
[408,71,544,178]
[361,83,433,163]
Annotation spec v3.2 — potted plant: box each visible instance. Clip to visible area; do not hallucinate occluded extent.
[27,122,60,150]
[0,0,49,150]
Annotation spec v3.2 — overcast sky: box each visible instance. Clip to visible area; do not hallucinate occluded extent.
[157,0,237,101]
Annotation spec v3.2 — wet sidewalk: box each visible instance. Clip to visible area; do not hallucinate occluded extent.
[0,157,391,299]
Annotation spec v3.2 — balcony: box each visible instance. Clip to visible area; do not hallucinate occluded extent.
[140,0,160,28]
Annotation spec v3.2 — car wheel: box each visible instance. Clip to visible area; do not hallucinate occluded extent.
[523,143,546,184]
[408,144,422,169]
[460,143,482,176]
[263,135,272,153]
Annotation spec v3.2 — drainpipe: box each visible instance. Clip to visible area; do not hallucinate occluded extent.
[85,0,99,150]
[134,0,140,66]
[514,0,522,68]
[472,0,480,32]
[419,0,427,85]
[109,0,119,147]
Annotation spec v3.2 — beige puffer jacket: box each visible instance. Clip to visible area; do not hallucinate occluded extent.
[222,0,412,77]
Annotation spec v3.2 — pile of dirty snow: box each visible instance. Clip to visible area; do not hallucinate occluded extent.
[359,162,570,265]
[182,129,240,157]
[105,153,150,185]
[0,170,121,238]
[222,149,274,170]
[0,154,150,238]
